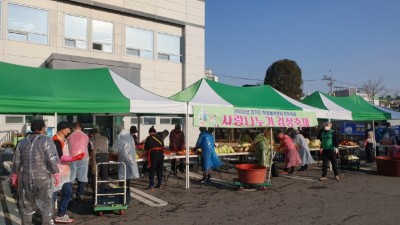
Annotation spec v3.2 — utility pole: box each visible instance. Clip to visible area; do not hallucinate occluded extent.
[322,75,334,95]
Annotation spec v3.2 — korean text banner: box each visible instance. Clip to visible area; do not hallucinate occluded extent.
[193,105,318,128]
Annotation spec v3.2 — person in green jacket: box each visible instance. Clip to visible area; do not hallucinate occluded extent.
[317,122,340,181]
[251,129,273,168]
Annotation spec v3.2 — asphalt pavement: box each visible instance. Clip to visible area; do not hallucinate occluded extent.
[1,162,400,225]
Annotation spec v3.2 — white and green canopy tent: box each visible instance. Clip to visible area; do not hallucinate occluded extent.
[0,61,186,114]
[376,106,400,120]
[301,91,393,121]
[170,78,330,186]
[0,61,195,188]
[170,78,329,128]
[301,91,400,160]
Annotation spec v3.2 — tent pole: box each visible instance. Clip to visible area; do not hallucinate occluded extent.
[267,127,274,184]
[328,110,331,122]
[55,112,58,128]
[372,120,376,165]
[137,114,141,142]
[92,114,96,126]
[185,103,190,189]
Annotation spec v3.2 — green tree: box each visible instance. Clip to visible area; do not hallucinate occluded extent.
[264,59,303,100]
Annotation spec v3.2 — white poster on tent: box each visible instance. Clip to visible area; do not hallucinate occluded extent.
[192,105,318,128]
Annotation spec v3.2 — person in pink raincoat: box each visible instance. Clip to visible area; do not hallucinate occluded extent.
[277,130,302,174]
[67,122,90,201]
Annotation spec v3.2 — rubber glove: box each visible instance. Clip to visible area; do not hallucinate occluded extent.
[61,152,85,162]
[72,152,85,161]
[10,173,18,187]
[53,173,60,187]
[61,155,74,162]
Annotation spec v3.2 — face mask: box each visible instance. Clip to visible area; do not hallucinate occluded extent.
[324,126,331,131]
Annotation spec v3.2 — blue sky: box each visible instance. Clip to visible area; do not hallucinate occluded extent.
[205,0,400,95]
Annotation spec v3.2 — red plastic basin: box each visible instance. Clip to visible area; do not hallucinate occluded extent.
[235,164,267,184]
[375,156,400,177]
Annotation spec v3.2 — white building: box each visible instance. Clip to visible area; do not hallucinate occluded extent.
[0,0,205,146]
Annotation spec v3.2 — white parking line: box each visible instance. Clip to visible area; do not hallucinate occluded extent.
[1,181,21,225]
[109,183,168,207]
[281,175,316,182]
[130,187,168,207]
[188,172,237,188]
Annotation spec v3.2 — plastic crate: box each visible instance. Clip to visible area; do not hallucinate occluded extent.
[98,187,125,194]
[340,158,360,169]
[97,195,124,205]
[96,187,125,205]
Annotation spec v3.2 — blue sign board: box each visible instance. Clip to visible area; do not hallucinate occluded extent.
[340,122,365,136]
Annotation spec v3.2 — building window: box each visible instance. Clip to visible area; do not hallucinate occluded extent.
[92,20,113,53]
[160,118,171,124]
[130,117,144,125]
[159,117,182,125]
[7,3,48,44]
[126,26,153,59]
[171,118,182,125]
[5,116,24,124]
[143,117,156,125]
[25,115,43,123]
[131,117,138,124]
[64,14,88,49]
[157,33,182,63]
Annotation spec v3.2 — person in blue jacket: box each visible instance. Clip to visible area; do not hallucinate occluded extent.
[193,127,222,183]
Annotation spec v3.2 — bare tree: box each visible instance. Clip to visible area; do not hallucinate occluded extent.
[361,76,385,103]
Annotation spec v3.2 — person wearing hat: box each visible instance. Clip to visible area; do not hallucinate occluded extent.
[112,126,140,204]
[169,124,186,173]
[52,121,85,223]
[130,126,138,145]
[193,127,222,183]
[251,129,273,168]
[11,119,60,225]
[144,126,164,190]
[292,128,315,171]
[317,122,340,181]
[276,129,302,175]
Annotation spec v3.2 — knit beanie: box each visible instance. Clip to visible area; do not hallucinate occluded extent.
[149,126,157,133]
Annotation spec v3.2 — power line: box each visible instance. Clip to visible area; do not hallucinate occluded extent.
[213,73,400,93]
[335,80,359,87]
[303,79,321,82]
[213,73,264,82]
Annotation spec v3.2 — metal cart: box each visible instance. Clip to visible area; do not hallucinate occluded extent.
[93,161,128,216]
[339,146,361,170]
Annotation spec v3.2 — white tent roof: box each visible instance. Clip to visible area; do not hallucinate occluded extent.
[274,88,330,119]
[110,70,187,114]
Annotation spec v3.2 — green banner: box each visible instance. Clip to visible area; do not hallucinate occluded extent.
[193,105,317,128]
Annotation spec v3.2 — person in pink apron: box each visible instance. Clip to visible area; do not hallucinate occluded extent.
[52,122,85,223]
[277,130,302,175]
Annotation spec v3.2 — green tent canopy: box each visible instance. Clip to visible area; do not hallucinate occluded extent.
[0,61,186,114]
[301,91,391,121]
[170,79,328,127]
